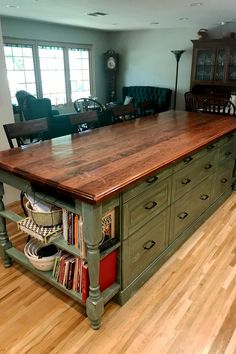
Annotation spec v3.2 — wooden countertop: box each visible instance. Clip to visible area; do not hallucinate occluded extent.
[1,110,236,204]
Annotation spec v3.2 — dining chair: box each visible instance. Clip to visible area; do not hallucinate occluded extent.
[139,100,159,116]
[3,117,49,148]
[73,98,105,114]
[3,118,49,217]
[110,103,137,122]
[68,111,100,133]
[202,98,236,116]
[184,91,199,112]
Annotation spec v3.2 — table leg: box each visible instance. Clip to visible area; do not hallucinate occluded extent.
[0,182,12,267]
[82,202,104,329]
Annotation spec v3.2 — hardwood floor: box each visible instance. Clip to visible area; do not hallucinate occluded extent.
[1,193,236,353]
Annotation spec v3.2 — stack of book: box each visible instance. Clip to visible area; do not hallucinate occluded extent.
[52,249,117,303]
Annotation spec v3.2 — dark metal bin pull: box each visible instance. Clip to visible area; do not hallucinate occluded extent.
[181,178,191,185]
[143,240,156,250]
[178,212,188,219]
[146,175,158,184]
[200,194,209,200]
[183,156,193,163]
[144,201,157,210]
[204,164,212,170]
[225,151,232,156]
[221,178,228,183]
[207,144,215,150]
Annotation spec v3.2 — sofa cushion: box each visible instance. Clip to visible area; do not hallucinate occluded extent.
[122,86,172,113]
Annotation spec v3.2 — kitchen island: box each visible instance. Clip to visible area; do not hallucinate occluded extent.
[0,110,236,329]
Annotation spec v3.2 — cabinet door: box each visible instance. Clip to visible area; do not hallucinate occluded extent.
[214,48,227,83]
[194,49,216,82]
[227,48,236,82]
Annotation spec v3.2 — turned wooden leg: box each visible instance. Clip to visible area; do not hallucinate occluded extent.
[0,183,12,267]
[86,244,104,329]
[81,202,104,329]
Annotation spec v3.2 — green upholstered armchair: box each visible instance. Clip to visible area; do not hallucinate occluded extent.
[16,90,59,120]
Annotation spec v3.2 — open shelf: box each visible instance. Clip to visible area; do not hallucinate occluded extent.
[6,247,120,305]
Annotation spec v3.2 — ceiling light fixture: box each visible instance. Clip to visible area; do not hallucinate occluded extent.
[87,12,108,17]
[6,4,20,8]
[190,2,203,6]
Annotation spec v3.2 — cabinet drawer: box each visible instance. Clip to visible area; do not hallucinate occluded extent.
[212,159,235,200]
[172,149,217,201]
[122,166,172,203]
[122,177,171,239]
[122,208,169,287]
[170,175,214,244]
[219,139,236,161]
[173,142,219,173]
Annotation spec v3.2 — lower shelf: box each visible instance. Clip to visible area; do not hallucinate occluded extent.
[6,247,120,306]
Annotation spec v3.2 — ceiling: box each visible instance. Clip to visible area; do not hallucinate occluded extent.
[0,0,236,31]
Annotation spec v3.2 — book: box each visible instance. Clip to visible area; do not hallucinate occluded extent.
[81,261,89,303]
[62,209,68,242]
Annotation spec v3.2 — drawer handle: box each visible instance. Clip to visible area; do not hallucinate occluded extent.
[183,156,193,163]
[225,151,232,156]
[204,164,212,170]
[207,144,215,150]
[178,212,188,219]
[144,201,157,210]
[200,194,209,200]
[181,178,191,185]
[143,240,156,250]
[146,175,158,184]
[221,178,228,183]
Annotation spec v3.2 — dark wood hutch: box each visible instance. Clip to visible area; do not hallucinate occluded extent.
[190,38,236,106]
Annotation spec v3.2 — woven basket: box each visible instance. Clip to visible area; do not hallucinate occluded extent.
[26,201,62,227]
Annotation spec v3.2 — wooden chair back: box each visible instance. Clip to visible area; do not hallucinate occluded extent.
[202,98,236,116]
[139,100,158,116]
[73,98,105,114]
[111,103,137,122]
[184,91,199,112]
[69,111,99,133]
[3,118,49,148]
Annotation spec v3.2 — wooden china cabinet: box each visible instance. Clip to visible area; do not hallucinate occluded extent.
[190,39,236,106]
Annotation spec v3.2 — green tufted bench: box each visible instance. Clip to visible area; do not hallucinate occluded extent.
[122,86,172,114]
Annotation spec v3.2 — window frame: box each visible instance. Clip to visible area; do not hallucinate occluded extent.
[3,37,94,106]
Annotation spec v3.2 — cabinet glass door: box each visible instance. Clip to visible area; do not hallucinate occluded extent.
[195,50,215,81]
[228,49,236,81]
[215,49,226,82]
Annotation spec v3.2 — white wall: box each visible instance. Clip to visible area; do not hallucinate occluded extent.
[0,19,19,204]
[109,27,200,109]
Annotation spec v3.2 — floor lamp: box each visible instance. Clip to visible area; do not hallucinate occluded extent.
[171,50,185,110]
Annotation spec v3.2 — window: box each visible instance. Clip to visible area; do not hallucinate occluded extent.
[4,44,37,105]
[38,45,66,105]
[69,48,91,102]
[4,39,92,106]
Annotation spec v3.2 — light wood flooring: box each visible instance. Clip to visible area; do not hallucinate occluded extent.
[1,193,236,354]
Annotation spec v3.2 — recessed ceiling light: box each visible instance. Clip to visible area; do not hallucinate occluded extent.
[6,4,20,8]
[190,2,203,6]
[178,17,189,21]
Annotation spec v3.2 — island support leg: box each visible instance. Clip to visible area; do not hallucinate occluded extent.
[82,202,104,329]
[0,182,12,267]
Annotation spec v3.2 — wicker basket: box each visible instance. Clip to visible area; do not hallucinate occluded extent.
[26,201,62,227]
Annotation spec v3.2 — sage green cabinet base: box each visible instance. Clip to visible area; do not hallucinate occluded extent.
[117,188,231,306]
